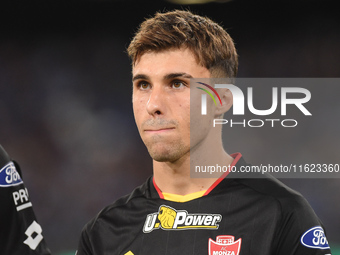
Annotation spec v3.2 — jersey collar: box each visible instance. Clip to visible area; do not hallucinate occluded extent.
[152,152,243,201]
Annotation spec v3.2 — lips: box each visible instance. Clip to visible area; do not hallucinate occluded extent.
[142,119,178,134]
[144,127,175,133]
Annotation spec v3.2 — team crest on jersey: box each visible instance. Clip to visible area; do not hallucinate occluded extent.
[143,205,222,233]
[0,162,23,187]
[301,226,330,249]
[209,235,242,255]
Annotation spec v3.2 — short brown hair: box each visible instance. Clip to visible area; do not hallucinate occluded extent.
[127,10,238,77]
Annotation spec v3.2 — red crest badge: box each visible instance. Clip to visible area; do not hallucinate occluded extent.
[208,235,242,255]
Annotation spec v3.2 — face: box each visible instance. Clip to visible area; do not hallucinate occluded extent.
[132,48,211,163]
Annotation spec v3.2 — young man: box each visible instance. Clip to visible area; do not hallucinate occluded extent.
[0,144,51,255]
[77,10,331,255]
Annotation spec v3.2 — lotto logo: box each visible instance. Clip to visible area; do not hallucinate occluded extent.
[24,221,44,250]
[143,205,222,233]
[0,162,23,187]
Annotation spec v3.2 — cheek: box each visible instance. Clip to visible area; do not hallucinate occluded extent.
[180,103,191,131]
[132,99,144,126]
[132,91,145,107]
[133,91,149,107]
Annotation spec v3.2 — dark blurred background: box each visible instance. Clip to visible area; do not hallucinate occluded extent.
[0,0,339,254]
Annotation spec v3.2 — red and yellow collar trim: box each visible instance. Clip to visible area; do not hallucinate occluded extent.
[153,152,242,202]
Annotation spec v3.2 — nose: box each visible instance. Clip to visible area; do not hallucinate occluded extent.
[146,86,166,116]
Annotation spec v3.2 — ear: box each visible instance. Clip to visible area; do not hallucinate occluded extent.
[214,88,233,117]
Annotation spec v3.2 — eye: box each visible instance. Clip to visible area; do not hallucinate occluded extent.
[171,80,186,89]
[138,81,151,90]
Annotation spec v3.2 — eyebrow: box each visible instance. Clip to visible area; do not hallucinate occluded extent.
[132,74,149,82]
[132,72,193,82]
[164,72,193,80]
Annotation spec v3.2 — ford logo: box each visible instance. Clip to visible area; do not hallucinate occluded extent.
[301,226,330,249]
[0,162,23,187]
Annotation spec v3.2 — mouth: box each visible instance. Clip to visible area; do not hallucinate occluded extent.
[144,127,175,134]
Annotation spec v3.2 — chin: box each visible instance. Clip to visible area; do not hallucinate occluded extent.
[148,145,187,163]
[149,151,178,163]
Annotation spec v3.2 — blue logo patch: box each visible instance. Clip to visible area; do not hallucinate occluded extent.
[0,162,23,187]
[301,226,330,249]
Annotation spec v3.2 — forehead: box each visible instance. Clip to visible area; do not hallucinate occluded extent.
[132,48,210,79]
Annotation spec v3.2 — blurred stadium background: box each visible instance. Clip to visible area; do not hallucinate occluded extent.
[0,0,339,254]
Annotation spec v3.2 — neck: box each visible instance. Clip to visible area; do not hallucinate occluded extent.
[153,141,234,196]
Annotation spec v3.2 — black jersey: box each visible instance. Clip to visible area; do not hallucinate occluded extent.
[77,153,331,255]
[0,145,51,255]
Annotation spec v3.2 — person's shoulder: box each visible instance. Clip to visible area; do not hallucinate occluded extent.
[233,175,331,253]
[234,173,315,215]
[230,156,308,206]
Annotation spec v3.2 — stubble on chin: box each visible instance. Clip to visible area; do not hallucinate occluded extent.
[141,119,183,162]
[145,138,189,163]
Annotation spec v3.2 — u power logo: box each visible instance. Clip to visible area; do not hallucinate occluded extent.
[143,205,222,233]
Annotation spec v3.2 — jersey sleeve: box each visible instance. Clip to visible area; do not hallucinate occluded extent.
[0,145,51,255]
[275,193,331,255]
[77,221,95,255]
